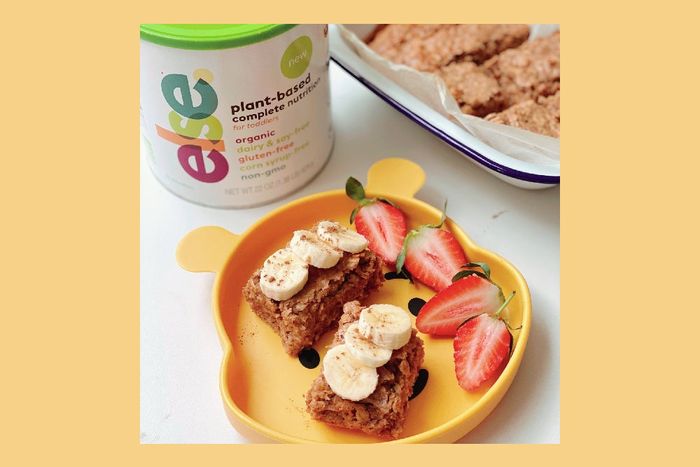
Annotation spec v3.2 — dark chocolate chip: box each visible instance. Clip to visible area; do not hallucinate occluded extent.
[409,369,429,400]
[408,297,426,316]
[298,347,320,369]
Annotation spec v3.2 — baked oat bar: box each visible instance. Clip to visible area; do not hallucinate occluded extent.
[438,61,505,117]
[484,31,560,106]
[370,24,529,72]
[365,25,561,137]
[243,249,384,356]
[367,24,443,63]
[305,301,424,439]
[486,91,560,137]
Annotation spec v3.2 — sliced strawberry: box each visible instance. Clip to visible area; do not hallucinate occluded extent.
[416,273,503,336]
[346,177,407,266]
[400,226,468,291]
[395,204,468,291]
[354,202,406,265]
[453,292,516,391]
[454,313,512,391]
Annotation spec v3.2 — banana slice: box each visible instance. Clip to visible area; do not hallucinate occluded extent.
[316,220,369,254]
[358,304,412,350]
[290,230,342,269]
[259,248,309,301]
[343,322,393,367]
[322,344,378,401]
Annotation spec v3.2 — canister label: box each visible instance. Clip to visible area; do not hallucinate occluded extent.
[140,25,333,207]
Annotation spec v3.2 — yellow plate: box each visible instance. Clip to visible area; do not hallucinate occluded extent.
[176,158,532,443]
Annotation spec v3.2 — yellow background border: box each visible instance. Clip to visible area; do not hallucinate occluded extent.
[2,0,696,464]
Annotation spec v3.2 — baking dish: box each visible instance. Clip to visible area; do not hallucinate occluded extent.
[329,24,560,189]
[176,158,532,443]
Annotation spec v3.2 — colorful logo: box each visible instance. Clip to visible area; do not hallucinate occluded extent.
[156,69,228,183]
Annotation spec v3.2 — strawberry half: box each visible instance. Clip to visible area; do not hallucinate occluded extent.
[415,264,503,336]
[395,205,468,292]
[453,292,517,391]
[346,177,407,266]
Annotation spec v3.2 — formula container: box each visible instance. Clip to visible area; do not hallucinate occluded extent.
[140,24,333,208]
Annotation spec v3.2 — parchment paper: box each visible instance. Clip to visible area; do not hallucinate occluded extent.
[338,24,560,166]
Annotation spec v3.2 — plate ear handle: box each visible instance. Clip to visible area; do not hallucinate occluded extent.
[176,226,240,273]
[365,158,426,199]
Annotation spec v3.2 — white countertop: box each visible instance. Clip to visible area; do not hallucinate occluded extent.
[140,62,560,444]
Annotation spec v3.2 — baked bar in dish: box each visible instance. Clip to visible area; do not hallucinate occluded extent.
[366,24,443,64]
[369,24,529,72]
[438,61,505,117]
[365,25,560,137]
[305,301,424,439]
[486,91,560,137]
[484,31,560,107]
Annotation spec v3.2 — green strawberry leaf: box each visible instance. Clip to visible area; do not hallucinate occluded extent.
[376,196,398,208]
[427,200,448,229]
[395,230,416,274]
[504,320,523,332]
[349,206,360,224]
[454,260,505,302]
[462,261,491,280]
[395,244,408,275]
[399,268,413,283]
[345,177,365,202]
[438,200,447,228]
[451,269,489,282]
[494,291,516,319]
